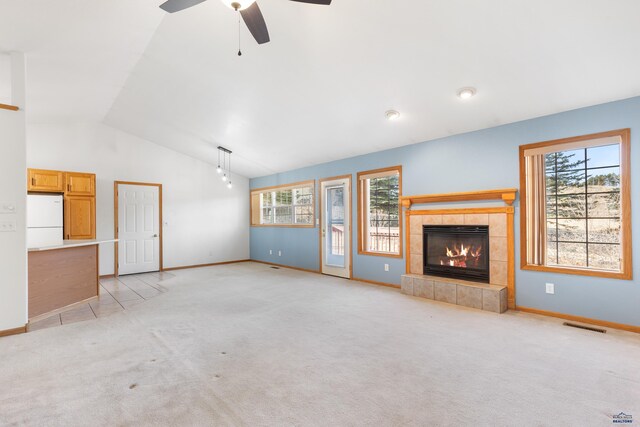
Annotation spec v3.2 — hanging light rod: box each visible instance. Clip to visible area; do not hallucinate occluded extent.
[217,146,233,154]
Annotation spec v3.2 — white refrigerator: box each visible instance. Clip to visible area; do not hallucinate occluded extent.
[27,194,64,248]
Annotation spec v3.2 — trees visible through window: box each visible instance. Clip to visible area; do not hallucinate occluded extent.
[520,129,631,279]
[251,181,315,227]
[545,145,621,270]
[358,167,402,257]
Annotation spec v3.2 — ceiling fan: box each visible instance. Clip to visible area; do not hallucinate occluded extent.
[159,0,332,46]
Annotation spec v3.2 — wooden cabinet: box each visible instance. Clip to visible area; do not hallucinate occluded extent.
[64,196,96,240]
[27,168,97,240]
[27,169,64,193]
[65,172,95,196]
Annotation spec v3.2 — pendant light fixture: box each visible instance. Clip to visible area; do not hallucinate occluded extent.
[217,146,233,189]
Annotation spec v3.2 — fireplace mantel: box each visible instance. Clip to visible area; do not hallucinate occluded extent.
[401,188,517,209]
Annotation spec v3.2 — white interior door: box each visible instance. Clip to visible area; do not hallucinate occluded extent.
[117,184,160,275]
[321,177,351,278]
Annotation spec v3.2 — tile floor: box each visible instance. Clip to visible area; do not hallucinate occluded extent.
[28,271,175,332]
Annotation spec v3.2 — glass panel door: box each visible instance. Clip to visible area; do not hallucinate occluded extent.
[326,186,345,267]
[321,176,351,279]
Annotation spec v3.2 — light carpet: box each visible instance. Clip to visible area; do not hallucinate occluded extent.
[1,262,639,426]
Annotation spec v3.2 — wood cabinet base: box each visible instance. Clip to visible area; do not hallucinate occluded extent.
[28,245,99,319]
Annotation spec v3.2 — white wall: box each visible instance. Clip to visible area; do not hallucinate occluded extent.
[27,121,250,275]
[0,52,11,105]
[0,52,27,331]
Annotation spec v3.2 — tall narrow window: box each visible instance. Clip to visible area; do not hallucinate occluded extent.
[358,166,402,257]
[250,180,315,227]
[520,129,631,279]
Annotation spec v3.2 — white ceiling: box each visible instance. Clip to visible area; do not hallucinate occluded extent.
[3,0,640,178]
[0,0,164,121]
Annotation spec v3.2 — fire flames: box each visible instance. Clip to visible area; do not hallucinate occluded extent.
[440,244,482,268]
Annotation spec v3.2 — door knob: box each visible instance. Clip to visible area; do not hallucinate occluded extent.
[153,234,158,238]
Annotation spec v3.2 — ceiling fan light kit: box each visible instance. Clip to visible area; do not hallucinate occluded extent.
[159,0,332,52]
[221,0,255,10]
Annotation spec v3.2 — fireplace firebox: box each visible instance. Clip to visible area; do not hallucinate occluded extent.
[423,225,490,283]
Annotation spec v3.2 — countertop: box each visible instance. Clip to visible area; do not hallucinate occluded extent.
[28,239,118,252]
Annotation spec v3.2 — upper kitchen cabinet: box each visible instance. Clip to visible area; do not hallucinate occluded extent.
[65,172,95,196]
[27,169,65,193]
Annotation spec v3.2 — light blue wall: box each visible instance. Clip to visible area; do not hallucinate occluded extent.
[251,96,640,326]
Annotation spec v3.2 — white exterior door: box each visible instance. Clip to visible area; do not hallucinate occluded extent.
[321,176,351,279]
[117,184,160,275]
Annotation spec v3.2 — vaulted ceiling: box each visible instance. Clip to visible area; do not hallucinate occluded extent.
[2,0,640,177]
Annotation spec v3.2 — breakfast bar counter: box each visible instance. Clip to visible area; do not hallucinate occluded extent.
[28,239,116,320]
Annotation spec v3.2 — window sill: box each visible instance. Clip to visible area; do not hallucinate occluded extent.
[251,224,315,229]
[358,250,403,259]
[521,263,631,280]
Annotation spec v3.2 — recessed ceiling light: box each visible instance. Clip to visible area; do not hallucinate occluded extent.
[386,110,401,121]
[457,87,477,100]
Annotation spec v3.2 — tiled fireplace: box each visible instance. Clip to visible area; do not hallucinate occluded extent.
[400,189,517,313]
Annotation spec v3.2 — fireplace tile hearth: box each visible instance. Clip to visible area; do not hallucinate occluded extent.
[401,276,414,295]
[434,281,457,304]
[413,277,434,299]
[483,287,507,313]
[457,286,483,309]
[401,274,508,313]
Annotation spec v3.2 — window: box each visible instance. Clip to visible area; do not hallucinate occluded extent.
[520,129,631,279]
[251,180,315,227]
[357,166,402,257]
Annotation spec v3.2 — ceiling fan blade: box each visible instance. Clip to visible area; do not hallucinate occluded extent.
[240,2,271,45]
[288,0,332,4]
[159,0,207,13]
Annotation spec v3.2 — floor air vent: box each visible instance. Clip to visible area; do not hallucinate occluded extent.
[563,322,606,333]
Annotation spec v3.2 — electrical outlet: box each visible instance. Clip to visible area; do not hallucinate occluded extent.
[545,283,555,294]
[278,250,282,257]
[269,250,273,255]
[384,264,389,272]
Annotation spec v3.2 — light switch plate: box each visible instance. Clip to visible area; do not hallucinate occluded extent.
[0,220,17,232]
[545,283,555,294]
[0,202,16,214]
